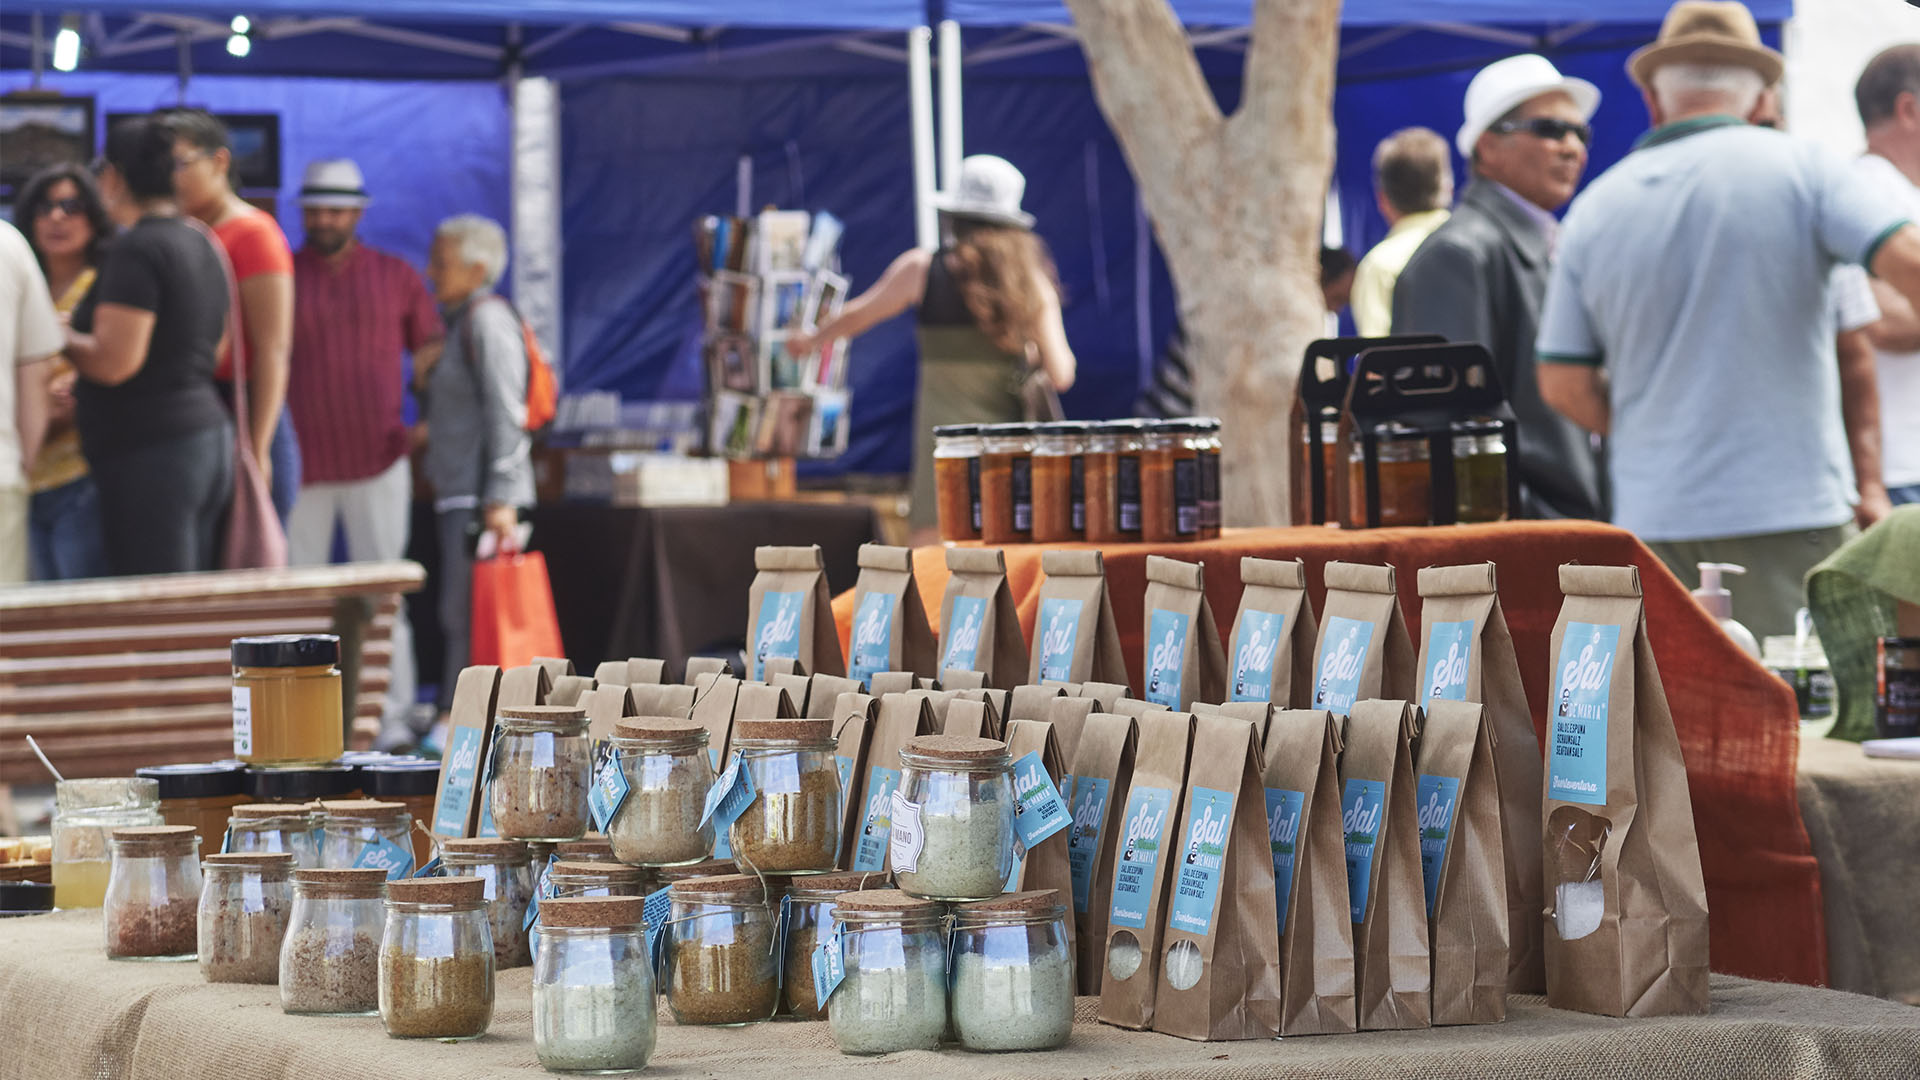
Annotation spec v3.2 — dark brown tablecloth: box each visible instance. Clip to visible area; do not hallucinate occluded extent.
[529,500,877,673]
[1797,736,1920,1004]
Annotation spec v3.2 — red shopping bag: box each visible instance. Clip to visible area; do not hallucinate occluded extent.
[470,552,565,668]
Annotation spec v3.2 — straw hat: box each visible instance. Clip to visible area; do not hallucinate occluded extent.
[930,154,1035,230]
[1628,1,1783,91]
[298,159,370,209]
[1456,54,1601,159]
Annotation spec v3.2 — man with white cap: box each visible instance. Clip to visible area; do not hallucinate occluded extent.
[287,159,443,744]
[1535,1,1920,638]
[1393,53,1605,521]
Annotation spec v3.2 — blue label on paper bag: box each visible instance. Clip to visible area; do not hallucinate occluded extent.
[1143,608,1190,708]
[1341,777,1387,922]
[1168,785,1235,936]
[1010,751,1071,849]
[1066,775,1112,913]
[1108,786,1175,930]
[1549,621,1619,806]
[1314,616,1376,714]
[352,835,415,881]
[1415,774,1462,916]
[849,591,896,690]
[1229,609,1285,702]
[700,753,758,832]
[434,725,485,836]
[751,589,806,681]
[1423,619,1474,703]
[588,752,630,833]
[1265,787,1305,930]
[1036,597,1083,683]
[942,596,987,673]
[853,766,902,871]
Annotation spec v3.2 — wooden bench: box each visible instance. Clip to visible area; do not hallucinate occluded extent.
[0,562,425,783]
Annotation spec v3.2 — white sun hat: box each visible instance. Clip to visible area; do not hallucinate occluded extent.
[929,154,1035,230]
[298,159,371,209]
[1456,54,1602,159]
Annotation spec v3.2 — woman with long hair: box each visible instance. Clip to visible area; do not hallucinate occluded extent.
[13,164,115,579]
[789,155,1075,543]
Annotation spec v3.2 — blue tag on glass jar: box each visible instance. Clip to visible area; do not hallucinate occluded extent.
[588,752,630,833]
[699,753,758,832]
[811,920,848,1006]
[352,835,415,881]
[643,885,673,976]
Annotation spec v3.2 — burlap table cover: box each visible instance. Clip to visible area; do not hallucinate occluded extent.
[1797,736,1920,1004]
[6,911,1919,1080]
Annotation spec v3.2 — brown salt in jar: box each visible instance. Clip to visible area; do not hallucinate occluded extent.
[667,875,779,1026]
[105,825,202,960]
[978,424,1035,545]
[725,718,842,875]
[280,867,388,1015]
[489,705,593,842]
[379,876,495,1040]
[198,851,294,984]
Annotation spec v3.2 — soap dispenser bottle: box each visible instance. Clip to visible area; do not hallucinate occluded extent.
[1694,562,1760,658]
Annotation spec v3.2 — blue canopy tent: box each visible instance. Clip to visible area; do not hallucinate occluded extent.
[1,1,1790,478]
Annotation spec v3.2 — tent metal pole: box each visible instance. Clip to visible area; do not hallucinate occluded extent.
[937,19,963,196]
[909,25,938,251]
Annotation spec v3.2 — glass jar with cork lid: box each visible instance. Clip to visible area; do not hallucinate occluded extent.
[318,800,416,879]
[104,825,202,960]
[726,718,842,875]
[279,867,388,1015]
[666,874,780,1026]
[379,876,495,1040]
[779,870,888,1020]
[358,760,440,871]
[949,889,1075,1051]
[489,705,593,842]
[533,895,658,1073]
[553,835,619,863]
[226,803,322,868]
[436,838,535,969]
[231,634,344,766]
[824,889,949,1055]
[605,717,716,867]
[198,851,294,984]
[890,735,1016,902]
[545,860,649,900]
[52,777,161,910]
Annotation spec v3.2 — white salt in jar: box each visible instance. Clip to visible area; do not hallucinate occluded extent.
[949,889,1075,1051]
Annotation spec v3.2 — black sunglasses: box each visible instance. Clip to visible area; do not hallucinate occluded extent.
[1492,116,1592,146]
[35,197,86,219]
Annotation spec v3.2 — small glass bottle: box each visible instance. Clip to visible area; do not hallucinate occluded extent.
[533,896,657,1073]
[280,867,388,1015]
[490,705,594,842]
[198,851,294,984]
[1196,416,1223,539]
[1029,422,1086,543]
[780,870,888,1019]
[318,799,416,879]
[824,889,948,1055]
[1450,418,1509,524]
[605,717,716,866]
[950,890,1076,1051]
[726,718,842,875]
[104,825,202,961]
[231,634,344,766]
[978,423,1036,545]
[138,763,246,860]
[932,423,983,543]
[52,777,162,910]
[1081,422,1123,543]
[546,860,648,900]
[891,735,1017,902]
[379,876,495,1040]
[226,803,322,868]
[1347,422,1432,528]
[666,874,779,1026]
[438,838,535,969]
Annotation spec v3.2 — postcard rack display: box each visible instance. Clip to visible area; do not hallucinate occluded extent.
[696,210,851,461]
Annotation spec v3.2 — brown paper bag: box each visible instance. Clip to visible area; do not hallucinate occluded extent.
[1065,712,1137,994]
[763,657,802,678]
[1312,562,1417,715]
[626,658,667,685]
[1417,699,1507,1025]
[499,664,552,708]
[830,692,880,867]
[1141,556,1227,711]
[1030,549,1129,685]
[583,684,636,744]
[903,688,959,732]
[867,671,918,697]
[746,545,845,680]
[690,674,744,772]
[629,681,694,719]
[733,682,798,720]
[430,666,502,840]
[1417,562,1543,994]
[1005,717,1078,965]
[803,674,863,720]
[1041,680,1083,695]
[950,685,1010,730]
[1192,700,1275,748]
[1044,696,1097,769]
[592,661,630,686]
[548,674,596,708]
[1262,709,1357,1036]
[846,694,936,872]
[770,672,812,710]
[532,656,574,680]
[1083,680,1133,709]
[1341,699,1430,1031]
[1227,557,1319,708]
[1098,710,1197,1030]
[941,697,999,739]
[938,547,1028,689]
[1111,698,1170,720]
[1151,713,1282,1041]
[1543,565,1709,1018]
[848,543,937,689]
[683,656,731,684]
[1009,683,1066,724]
[937,667,987,691]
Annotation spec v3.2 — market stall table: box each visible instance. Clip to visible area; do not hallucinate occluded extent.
[833,522,1821,988]
[3,911,1916,1080]
[1797,736,1920,1004]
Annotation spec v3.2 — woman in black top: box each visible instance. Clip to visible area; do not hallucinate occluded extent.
[64,117,233,575]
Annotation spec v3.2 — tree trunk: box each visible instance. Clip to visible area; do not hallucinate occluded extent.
[1063,0,1341,526]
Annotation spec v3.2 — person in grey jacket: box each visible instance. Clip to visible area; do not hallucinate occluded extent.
[423,214,533,709]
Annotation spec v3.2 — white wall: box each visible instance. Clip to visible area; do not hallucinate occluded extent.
[1785,0,1920,155]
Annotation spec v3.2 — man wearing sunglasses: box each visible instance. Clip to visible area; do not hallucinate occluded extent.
[1393,53,1606,523]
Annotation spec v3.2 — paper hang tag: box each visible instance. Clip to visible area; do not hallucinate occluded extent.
[699,753,759,832]
[644,886,673,979]
[589,752,631,833]
[775,894,793,984]
[413,856,444,879]
[1009,750,1072,850]
[525,853,559,932]
[219,826,233,855]
[811,920,849,1007]
[351,835,415,881]
[888,791,925,874]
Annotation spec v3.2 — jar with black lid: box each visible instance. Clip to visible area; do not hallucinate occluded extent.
[138,762,246,860]
[246,764,357,805]
[231,634,343,767]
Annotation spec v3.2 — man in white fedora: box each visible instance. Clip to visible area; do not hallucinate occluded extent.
[1535,0,1920,639]
[1393,53,1605,522]
[286,159,444,745]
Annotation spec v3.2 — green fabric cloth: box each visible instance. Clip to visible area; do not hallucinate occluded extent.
[1806,506,1920,740]
[908,323,1026,529]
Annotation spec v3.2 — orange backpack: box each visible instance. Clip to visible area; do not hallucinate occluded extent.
[470,296,558,432]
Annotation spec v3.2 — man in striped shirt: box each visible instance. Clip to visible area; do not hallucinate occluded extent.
[286,160,443,741]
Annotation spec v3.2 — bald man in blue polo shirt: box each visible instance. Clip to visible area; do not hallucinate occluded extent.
[1535,1,1920,638]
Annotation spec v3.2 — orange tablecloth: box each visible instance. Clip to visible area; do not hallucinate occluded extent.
[831,521,1823,987]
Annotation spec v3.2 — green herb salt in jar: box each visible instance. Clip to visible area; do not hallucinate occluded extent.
[823,890,948,1055]
[950,890,1075,1051]
[890,735,1016,902]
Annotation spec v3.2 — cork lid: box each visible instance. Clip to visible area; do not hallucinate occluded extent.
[613,717,709,742]
[902,734,1010,765]
[319,799,408,822]
[439,838,531,862]
[670,873,768,904]
[555,835,616,862]
[656,859,735,884]
[202,852,295,872]
[731,718,834,743]
[831,888,941,921]
[293,868,388,897]
[386,876,487,905]
[497,705,589,730]
[547,860,645,885]
[540,895,646,930]
[955,889,1067,921]
[110,825,198,854]
[230,802,317,820]
[785,870,891,900]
